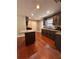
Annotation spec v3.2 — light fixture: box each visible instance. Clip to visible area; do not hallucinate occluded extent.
[31,13,34,16]
[36,4,40,9]
[47,11,50,14]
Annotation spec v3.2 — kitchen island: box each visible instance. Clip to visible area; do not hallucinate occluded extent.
[20,30,35,46]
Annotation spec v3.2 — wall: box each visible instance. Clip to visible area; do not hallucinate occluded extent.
[17,16,26,34]
[28,20,37,31]
[37,20,43,32]
[28,20,43,32]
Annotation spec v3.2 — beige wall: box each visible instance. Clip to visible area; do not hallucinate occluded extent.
[17,16,26,34]
[37,20,43,32]
[28,20,43,32]
[28,20,37,31]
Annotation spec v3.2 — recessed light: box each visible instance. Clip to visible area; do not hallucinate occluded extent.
[36,4,40,9]
[47,11,50,14]
[31,13,34,16]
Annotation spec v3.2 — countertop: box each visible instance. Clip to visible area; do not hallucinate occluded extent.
[21,30,35,33]
[42,28,61,35]
[42,28,59,32]
[17,30,35,37]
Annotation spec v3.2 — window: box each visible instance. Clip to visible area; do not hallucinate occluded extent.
[45,18,53,28]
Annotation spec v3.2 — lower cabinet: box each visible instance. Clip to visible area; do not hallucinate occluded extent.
[42,29,61,51]
[42,29,56,40]
[55,35,61,51]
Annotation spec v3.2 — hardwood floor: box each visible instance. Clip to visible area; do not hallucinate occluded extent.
[17,32,60,59]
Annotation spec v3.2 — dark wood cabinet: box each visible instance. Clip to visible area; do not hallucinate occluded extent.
[42,29,61,51]
[25,32,35,46]
[55,35,61,51]
[53,13,61,26]
[42,29,56,41]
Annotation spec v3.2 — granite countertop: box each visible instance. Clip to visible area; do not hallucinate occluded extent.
[42,28,61,35]
[20,30,35,33]
[17,30,35,37]
[55,31,61,35]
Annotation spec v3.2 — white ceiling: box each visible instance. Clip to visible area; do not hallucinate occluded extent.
[17,0,61,20]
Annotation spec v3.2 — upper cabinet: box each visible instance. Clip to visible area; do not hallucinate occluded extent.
[53,13,61,26]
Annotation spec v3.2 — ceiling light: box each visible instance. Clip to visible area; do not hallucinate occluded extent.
[36,4,40,9]
[47,11,50,14]
[31,13,34,16]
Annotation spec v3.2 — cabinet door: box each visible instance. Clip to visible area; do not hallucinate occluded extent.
[55,35,61,51]
[53,14,61,26]
[25,32,35,46]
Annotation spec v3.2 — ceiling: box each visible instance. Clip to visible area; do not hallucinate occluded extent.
[17,0,61,20]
